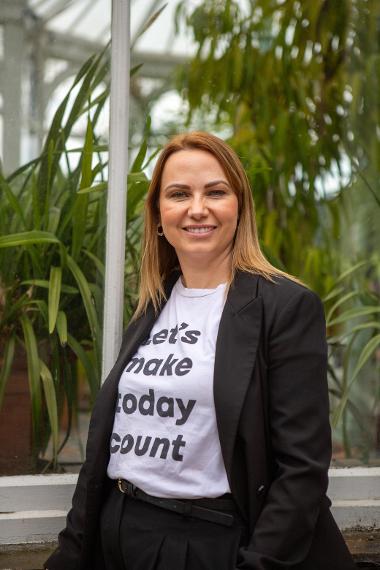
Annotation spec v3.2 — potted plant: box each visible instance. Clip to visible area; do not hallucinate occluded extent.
[0,48,151,473]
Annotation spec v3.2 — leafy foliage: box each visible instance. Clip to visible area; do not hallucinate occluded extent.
[0,50,150,469]
[175,0,380,459]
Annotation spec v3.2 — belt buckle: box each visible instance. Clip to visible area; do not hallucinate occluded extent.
[118,478,136,496]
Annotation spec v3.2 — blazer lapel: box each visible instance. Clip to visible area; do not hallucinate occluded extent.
[214,271,263,484]
[105,269,181,391]
[89,270,182,474]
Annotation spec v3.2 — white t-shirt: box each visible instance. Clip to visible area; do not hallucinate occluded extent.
[107,276,231,499]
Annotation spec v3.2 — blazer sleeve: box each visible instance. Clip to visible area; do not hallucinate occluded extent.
[237,287,331,569]
[43,457,91,570]
[43,329,132,570]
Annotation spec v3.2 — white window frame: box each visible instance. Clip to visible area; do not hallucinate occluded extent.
[1,468,379,545]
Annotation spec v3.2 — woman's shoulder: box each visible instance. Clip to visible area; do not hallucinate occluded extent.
[255,272,324,319]
[258,272,314,297]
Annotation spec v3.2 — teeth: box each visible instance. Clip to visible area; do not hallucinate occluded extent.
[186,227,215,233]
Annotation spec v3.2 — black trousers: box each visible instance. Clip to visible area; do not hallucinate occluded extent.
[100,484,248,570]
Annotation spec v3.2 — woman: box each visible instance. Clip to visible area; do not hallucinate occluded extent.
[45,132,355,570]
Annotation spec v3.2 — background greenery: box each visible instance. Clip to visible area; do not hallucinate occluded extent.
[0,50,150,470]
[172,0,380,462]
[0,0,379,470]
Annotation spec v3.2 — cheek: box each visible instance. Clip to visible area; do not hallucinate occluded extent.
[160,206,179,226]
[219,202,239,226]
[159,201,186,225]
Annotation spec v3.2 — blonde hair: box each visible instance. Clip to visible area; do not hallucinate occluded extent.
[132,131,305,320]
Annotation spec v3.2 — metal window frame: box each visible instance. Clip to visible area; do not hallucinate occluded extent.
[101,0,131,381]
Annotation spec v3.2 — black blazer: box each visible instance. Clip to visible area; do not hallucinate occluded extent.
[45,270,355,570]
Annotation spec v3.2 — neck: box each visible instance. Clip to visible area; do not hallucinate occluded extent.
[177,252,232,288]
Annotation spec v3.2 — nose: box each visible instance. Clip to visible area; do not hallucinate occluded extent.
[188,194,208,218]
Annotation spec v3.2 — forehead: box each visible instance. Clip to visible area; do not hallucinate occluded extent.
[161,149,227,182]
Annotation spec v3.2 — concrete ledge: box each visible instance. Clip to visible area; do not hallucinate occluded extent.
[0,468,379,546]
[332,500,380,530]
[0,475,76,513]
[329,468,380,501]
[0,511,67,545]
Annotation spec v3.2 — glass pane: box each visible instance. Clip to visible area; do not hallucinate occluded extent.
[0,0,110,474]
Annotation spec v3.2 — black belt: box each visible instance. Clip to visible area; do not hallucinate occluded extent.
[117,478,236,527]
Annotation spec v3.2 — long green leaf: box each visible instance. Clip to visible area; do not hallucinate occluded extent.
[77,182,107,195]
[350,333,380,383]
[36,53,99,213]
[39,359,59,464]
[0,172,27,228]
[56,311,68,346]
[82,249,105,276]
[72,118,93,259]
[6,156,40,184]
[67,334,98,399]
[332,332,380,426]
[334,260,371,285]
[66,255,100,374]
[31,170,42,230]
[48,266,62,333]
[326,291,362,324]
[328,321,380,343]
[21,279,77,295]
[130,140,149,174]
[133,4,168,44]
[130,63,144,76]
[127,179,149,221]
[323,286,344,303]
[60,144,108,154]
[63,53,103,141]
[20,314,42,446]
[0,231,60,248]
[328,306,380,326]
[25,300,49,324]
[37,92,71,220]
[0,335,15,410]
[47,206,61,235]
[130,116,151,183]
[127,172,148,183]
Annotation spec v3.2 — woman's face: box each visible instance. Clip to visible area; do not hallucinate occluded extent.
[158,149,239,266]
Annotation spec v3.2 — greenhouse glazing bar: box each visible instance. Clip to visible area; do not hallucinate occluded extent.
[102,0,131,382]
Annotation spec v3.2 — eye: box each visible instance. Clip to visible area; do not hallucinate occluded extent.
[169,191,188,199]
[208,189,226,196]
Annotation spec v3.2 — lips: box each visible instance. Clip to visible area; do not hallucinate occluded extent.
[183,225,217,234]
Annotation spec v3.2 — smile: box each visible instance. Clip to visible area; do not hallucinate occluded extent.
[183,226,217,234]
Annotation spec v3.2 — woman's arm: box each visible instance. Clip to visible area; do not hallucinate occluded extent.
[43,457,91,570]
[45,321,138,570]
[237,288,331,569]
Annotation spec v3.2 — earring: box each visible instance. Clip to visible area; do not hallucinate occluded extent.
[157,224,164,237]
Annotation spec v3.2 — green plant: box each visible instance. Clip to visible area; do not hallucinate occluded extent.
[0,50,151,470]
[173,0,380,461]
[325,259,380,460]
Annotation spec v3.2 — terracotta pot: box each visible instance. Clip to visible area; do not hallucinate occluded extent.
[0,346,36,474]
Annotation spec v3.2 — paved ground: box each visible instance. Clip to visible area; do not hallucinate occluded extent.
[0,544,55,570]
[1,532,379,570]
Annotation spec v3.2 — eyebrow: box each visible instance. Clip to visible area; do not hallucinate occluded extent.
[163,180,231,192]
